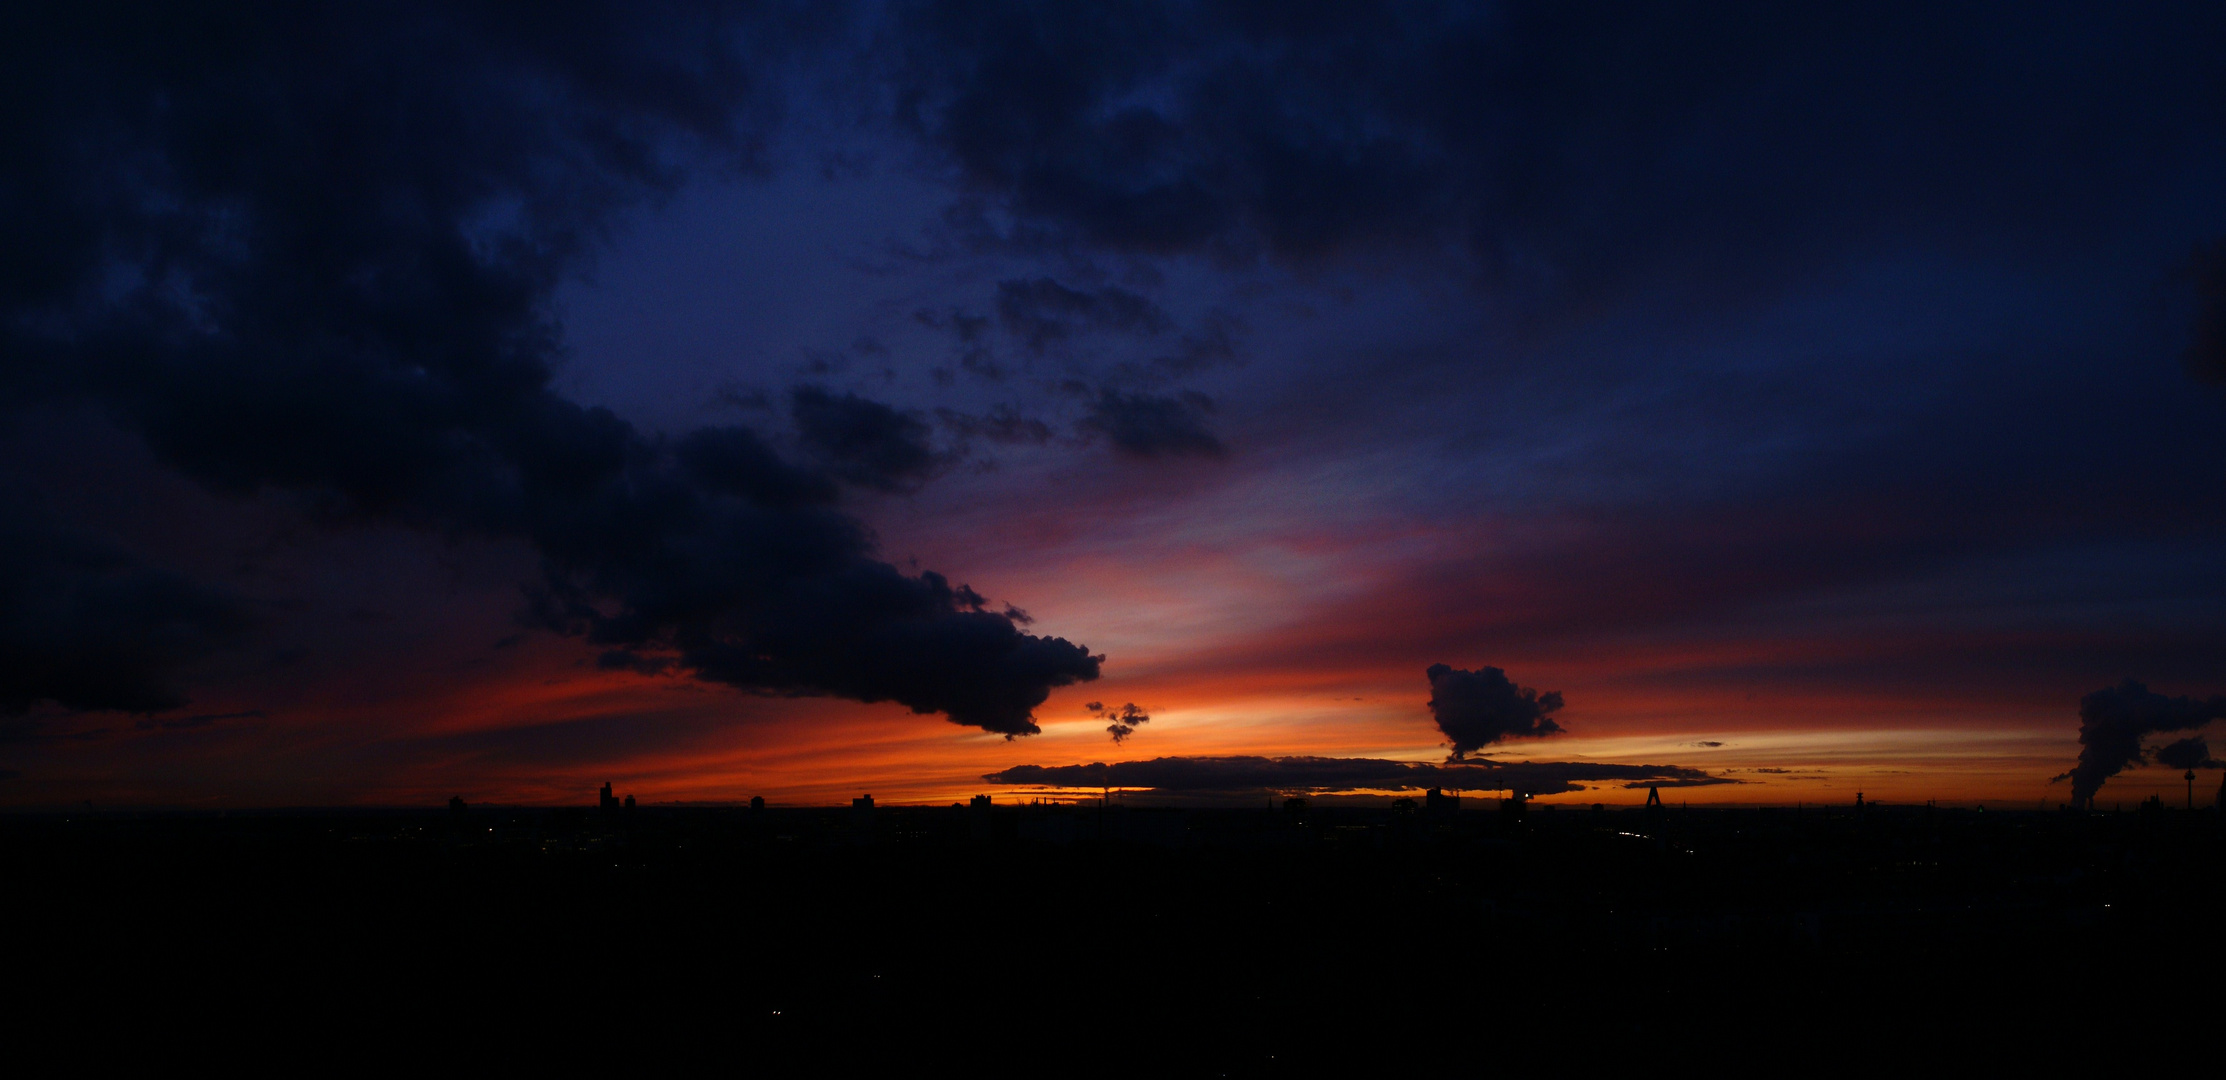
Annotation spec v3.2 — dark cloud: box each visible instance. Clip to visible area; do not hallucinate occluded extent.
[2153,737,2223,771]
[986,755,1731,797]
[1426,664,1564,758]
[913,307,994,344]
[2186,239,2226,385]
[571,559,1101,736]
[1147,311,1239,376]
[15,2,2226,774]
[994,277,1172,351]
[936,278,1235,381]
[0,525,251,715]
[674,426,839,508]
[135,710,267,732]
[0,3,1099,738]
[890,2,2226,313]
[2057,680,2226,803]
[0,717,112,745]
[789,387,943,493]
[1691,741,1725,748]
[936,405,1055,447]
[1080,389,1225,459]
[1087,701,1150,744]
[596,650,677,676]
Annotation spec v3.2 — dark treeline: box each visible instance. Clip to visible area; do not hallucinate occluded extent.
[8,801,2219,1072]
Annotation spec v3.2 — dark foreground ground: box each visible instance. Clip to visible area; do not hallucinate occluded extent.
[6,801,2220,1073]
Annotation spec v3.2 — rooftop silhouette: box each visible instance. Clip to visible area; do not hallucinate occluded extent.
[6,798,2216,1069]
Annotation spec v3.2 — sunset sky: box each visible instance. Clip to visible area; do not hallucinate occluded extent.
[6,2,2226,809]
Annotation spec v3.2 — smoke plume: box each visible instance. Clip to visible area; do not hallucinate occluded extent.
[1425,664,1565,758]
[2153,737,2224,771]
[2059,680,2226,803]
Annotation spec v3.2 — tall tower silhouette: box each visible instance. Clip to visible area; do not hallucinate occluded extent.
[1644,785,1662,807]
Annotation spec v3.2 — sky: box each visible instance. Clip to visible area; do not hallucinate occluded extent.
[5,1,2226,809]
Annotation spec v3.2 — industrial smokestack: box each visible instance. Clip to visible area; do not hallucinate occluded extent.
[2056,681,2226,805]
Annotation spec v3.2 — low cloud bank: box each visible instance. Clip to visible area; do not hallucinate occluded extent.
[985,755,1736,797]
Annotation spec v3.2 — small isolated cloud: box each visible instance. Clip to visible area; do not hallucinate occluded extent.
[1086,701,1151,744]
[1690,741,1725,748]
[1426,664,1564,758]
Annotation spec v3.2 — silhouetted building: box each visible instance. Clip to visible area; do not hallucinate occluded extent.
[623,794,635,812]
[969,794,993,842]
[1425,788,1458,816]
[749,795,765,812]
[1016,805,1079,845]
[448,796,467,815]
[1500,791,1527,821]
[1645,786,1663,808]
[850,794,878,844]
[1283,797,1310,814]
[599,782,618,813]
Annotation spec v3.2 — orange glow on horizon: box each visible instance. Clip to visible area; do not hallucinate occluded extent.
[1,514,2201,812]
